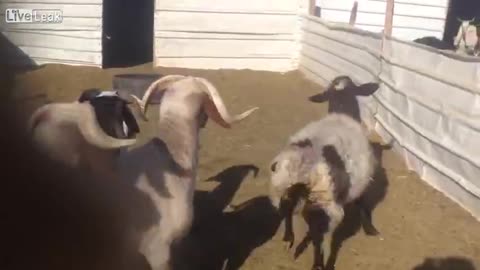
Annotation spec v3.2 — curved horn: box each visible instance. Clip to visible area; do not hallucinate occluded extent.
[28,103,136,149]
[194,77,259,128]
[130,75,187,121]
[27,104,52,133]
[75,103,137,149]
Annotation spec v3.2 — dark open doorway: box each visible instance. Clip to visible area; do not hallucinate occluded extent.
[102,0,154,68]
[443,0,480,44]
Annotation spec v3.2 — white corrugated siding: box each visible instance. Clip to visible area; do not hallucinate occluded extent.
[316,0,448,41]
[299,15,480,221]
[0,0,102,67]
[153,0,305,71]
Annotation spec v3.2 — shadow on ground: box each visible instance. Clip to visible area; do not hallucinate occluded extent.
[413,257,476,270]
[7,63,480,270]
[173,164,283,270]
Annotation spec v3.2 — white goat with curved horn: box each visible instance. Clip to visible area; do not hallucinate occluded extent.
[119,75,258,270]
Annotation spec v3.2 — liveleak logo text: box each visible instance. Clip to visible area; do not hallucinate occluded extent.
[5,9,63,23]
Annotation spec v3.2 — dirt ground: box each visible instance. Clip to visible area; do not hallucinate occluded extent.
[9,63,480,270]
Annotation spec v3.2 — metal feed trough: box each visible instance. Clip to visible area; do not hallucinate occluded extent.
[113,73,163,104]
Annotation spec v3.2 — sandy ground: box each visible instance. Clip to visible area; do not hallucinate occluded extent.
[8,63,480,270]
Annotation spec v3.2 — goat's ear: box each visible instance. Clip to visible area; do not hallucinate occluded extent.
[203,96,231,128]
[308,91,332,103]
[351,82,379,96]
[78,88,101,102]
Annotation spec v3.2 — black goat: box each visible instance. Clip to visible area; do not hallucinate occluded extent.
[413,36,456,50]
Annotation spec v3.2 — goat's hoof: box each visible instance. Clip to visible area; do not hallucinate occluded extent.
[283,240,295,257]
[311,265,325,270]
[283,241,292,251]
[224,204,236,212]
[365,230,379,236]
[364,227,384,240]
[364,227,380,237]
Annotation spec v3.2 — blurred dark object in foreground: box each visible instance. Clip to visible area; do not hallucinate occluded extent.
[0,103,143,270]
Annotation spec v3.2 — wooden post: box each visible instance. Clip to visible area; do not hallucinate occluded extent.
[349,1,358,26]
[309,0,316,16]
[384,0,394,36]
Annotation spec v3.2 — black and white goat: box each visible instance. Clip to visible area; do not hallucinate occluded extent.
[28,89,140,175]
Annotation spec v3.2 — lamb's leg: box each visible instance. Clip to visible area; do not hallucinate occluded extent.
[281,196,307,253]
[291,212,309,256]
[308,219,327,269]
[290,198,308,252]
[312,204,344,270]
[311,235,325,270]
[355,197,380,236]
[323,232,335,269]
[278,196,294,251]
[294,232,312,259]
[282,210,295,251]
[144,238,172,270]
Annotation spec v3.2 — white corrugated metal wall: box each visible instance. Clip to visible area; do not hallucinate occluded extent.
[316,0,449,41]
[299,15,480,221]
[0,0,451,69]
[0,0,102,67]
[153,0,305,71]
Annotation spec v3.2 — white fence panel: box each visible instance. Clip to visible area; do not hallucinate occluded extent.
[316,0,448,40]
[299,16,480,221]
[299,15,383,128]
[379,38,480,219]
[0,0,102,67]
[153,0,304,71]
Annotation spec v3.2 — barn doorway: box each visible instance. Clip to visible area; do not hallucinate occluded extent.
[102,0,154,68]
[443,0,480,44]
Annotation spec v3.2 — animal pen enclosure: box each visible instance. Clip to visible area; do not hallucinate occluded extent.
[154,0,480,221]
[2,0,478,220]
[0,0,154,68]
[2,0,480,269]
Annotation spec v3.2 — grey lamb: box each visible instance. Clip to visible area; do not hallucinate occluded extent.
[269,113,379,270]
